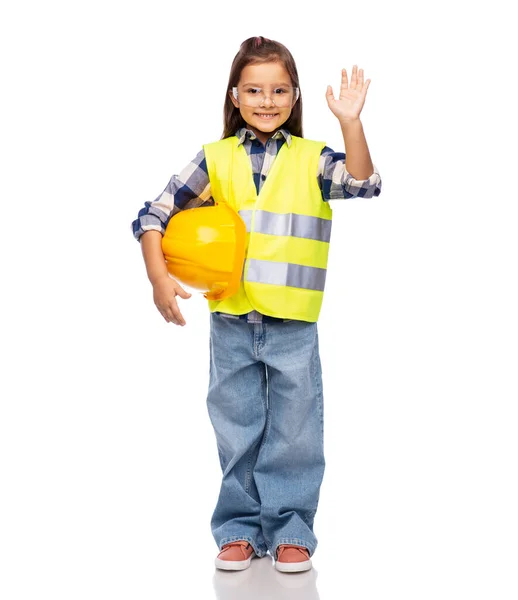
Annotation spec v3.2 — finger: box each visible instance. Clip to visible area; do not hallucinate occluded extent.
[341,68,349,89]
[351,64,358,89]
[339,68,348,99]
[325,85,335,107]
[170,303,186,326]
[358,68,364,90]
[172,313,185,326]
[175,285,192,300]
[167,313,182,325]
[164,307,181,325]
[159,307,176,324]
[170,315,182,326]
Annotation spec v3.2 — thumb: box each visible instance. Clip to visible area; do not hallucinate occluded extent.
[325,85,334,106]
[175,285,192,299]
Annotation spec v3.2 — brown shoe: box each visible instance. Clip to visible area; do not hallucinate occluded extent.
[215,541,256,570]
[275,544,312,572]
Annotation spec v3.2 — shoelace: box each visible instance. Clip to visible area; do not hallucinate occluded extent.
[220,541,251,558]
[277,545,310,560]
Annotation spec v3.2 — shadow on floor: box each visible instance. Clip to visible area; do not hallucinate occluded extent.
[212,553,320,600]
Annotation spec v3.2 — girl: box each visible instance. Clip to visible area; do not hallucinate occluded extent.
[132,36,381,573]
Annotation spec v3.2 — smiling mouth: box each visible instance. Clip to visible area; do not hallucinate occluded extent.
[255,113,278,119]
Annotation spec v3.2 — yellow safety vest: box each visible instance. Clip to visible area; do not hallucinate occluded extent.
[203,134,332,322]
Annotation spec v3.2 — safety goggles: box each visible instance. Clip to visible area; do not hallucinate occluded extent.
[232,85,300,108]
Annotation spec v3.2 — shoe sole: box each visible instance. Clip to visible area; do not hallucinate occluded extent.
[275,558,312,572]
[215,551,256,571]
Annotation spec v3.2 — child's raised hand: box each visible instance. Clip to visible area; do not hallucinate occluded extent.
[325,65,371,123]
[152,275,192,326]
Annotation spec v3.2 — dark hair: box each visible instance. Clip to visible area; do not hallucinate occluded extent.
[222,36,303,139]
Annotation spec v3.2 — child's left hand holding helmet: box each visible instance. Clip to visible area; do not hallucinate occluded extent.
[325,65,371,124]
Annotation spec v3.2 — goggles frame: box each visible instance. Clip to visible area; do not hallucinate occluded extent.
[232,85,300,107]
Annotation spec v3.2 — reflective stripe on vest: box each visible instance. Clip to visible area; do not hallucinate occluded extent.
[238,209,332,243]
[247,258,327,291]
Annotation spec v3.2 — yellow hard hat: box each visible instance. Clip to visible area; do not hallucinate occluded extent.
[161,202,246,300]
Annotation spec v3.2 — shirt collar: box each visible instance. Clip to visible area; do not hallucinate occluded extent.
[235,127,292,148]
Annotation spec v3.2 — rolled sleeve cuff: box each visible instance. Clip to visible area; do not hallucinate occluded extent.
[132,215,166,242]
[329,163,382,200]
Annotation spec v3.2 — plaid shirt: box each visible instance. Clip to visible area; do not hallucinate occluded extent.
[132,127,382,323]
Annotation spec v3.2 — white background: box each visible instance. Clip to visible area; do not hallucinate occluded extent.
[1,1,517,598]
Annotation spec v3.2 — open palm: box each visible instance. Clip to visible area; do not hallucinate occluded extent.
[326,65,370,122]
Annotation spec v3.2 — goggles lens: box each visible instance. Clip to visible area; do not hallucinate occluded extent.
[232,86,299,108]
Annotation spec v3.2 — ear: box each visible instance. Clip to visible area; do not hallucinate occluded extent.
[229,89,239,109]
[292,88,300,107]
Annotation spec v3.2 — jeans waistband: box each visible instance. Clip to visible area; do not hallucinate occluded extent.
[214,311,292,324]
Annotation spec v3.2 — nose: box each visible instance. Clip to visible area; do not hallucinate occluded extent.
[260,93,275,108]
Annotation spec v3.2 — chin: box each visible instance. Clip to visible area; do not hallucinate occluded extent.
[253,118,284,130]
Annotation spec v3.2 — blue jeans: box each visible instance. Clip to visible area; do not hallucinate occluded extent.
[206,312,325,558]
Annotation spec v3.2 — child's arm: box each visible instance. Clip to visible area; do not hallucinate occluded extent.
[339,119,373,180]
[140,230,192,326]
[140,230,169,284]
[132,149,212,325]
[326,65,375,180]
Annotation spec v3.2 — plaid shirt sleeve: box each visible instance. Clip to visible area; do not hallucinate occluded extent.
[131,149,214,241]
[317,146,382,200]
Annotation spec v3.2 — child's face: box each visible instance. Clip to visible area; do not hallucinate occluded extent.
[230,62,298,144]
